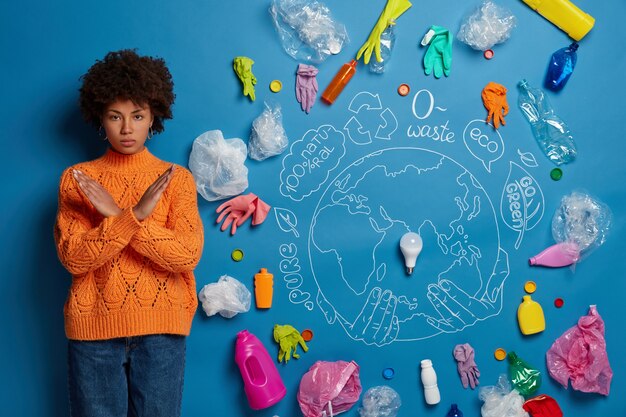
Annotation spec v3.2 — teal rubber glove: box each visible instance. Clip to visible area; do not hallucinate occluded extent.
[421,25,452,78]
[356,0,412,64]
[233,56,257,101]
[273,324,308,363]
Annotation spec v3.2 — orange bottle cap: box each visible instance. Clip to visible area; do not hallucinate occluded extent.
[494,348,507,360]
[301,329,313,341]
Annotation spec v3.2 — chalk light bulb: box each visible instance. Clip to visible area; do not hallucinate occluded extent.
[400,232,423,275]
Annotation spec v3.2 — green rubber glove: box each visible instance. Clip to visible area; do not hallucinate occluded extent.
[356,0,412,64]
[273,324,308,363]
[421,25,452,78]
[233,56,257,101]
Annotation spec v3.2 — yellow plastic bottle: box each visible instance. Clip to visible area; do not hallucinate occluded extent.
[522,0,595,41]
[517,295,546,335]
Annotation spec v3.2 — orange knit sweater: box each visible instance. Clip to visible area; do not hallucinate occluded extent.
[54,147,204,340]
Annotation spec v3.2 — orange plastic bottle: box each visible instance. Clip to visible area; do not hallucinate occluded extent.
[321,60,357,104]
[254,268,273,309]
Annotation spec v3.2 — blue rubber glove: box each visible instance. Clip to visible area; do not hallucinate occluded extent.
[421,25,452,78]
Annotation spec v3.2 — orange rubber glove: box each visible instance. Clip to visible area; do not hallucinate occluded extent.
[482,82,509,129]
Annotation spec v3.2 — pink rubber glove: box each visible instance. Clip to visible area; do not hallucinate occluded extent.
[296,64,319,114]
[453,343,480,389]
[216,193,257,235]
[546,305,613,395]
[251,197,271,226]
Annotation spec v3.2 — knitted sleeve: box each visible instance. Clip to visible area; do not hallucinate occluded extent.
[54,168,141,275]
[130,168,204,273]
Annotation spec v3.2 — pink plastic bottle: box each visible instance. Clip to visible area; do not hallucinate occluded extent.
[235,330,286,410]
[529,242,580,267]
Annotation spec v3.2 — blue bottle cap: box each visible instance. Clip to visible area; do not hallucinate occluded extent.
[382,367,395,379]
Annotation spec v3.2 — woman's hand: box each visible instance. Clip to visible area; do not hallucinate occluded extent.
[73,169,122,218]
[133,165,175,221]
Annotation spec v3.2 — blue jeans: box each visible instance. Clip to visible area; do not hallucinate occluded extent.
[68,335,186,417]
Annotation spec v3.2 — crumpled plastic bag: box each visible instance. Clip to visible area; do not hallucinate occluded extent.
[269,0,349,63]
[189,130,248,202]
[479,375,528,417]
[198,275,251,318]
[546,305,613,395]
[359,386,401,417]
[457,1,516,51]
[552,191,612,261]
[298,360,362,417]
[249,102,289,161]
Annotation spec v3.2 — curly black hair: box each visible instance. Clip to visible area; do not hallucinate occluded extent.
[79,49,175,133]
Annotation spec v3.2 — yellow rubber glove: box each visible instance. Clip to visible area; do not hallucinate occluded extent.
[273,324,308,363]
[356,0,412,64]
[233,56,257,101]
[482,82,509,129]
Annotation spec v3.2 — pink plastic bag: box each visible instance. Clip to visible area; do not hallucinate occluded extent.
[297,360,362,417]
[546,305,613,395]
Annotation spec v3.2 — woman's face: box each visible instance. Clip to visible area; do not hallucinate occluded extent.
[102,99,154,154]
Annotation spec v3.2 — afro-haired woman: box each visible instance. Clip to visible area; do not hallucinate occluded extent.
[54,50,203,417]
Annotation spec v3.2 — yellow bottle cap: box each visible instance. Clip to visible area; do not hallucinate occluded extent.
[231,249,244,262]
[524,281,537,294]
[270,80,282,92]
[494,348,507,360]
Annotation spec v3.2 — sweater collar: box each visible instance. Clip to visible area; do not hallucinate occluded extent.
[99,146,159,171]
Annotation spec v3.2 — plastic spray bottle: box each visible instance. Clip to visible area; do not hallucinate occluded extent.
[321,60,357,104]
[420,359,441,405]
[235,330,286,409]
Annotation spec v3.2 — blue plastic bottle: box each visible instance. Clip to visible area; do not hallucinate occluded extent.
[545,43,579,91]
[370,26,395,74]
[447,404,464,417]
[517,79,576,165]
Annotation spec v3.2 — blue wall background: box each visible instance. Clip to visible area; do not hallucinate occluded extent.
[2,0,625,416]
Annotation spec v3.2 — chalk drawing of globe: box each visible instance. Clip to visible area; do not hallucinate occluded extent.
[309,147,504,341]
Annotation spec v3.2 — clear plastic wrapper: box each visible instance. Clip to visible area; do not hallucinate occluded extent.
[479,375,529,417]
[518,79,576,165]
[457,1,516,51]
[188,129,248,201]
[359,386,401,417]
[369,26,395,74]
[298,360,362,417]
[546,305,613,395]
[249,102,289,161]
[552,191,611,259]
[198,275,251,318]
[269,0,349,63]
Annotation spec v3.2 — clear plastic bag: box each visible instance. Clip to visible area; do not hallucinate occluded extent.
[479,375,528,417]
[552,191,612,260]
[188,130,248,202]
[198,275,251,318]
[359,386,401,417]
[298,360,362,417]
[269,0,349,63]
[249,102,289,161]
[457,1,516,51]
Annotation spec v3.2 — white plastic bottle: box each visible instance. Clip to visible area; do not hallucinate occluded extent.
[420,359,441,405]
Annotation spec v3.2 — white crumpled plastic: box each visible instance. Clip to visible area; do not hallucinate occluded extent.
[552,191,612,259]
[249,102,289,161]
[457,1,516,51]
[188,130,248,202]
[198,275,251,318]
[359,386,401,417]
[269,0,349,63]
[479,375,528,417]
